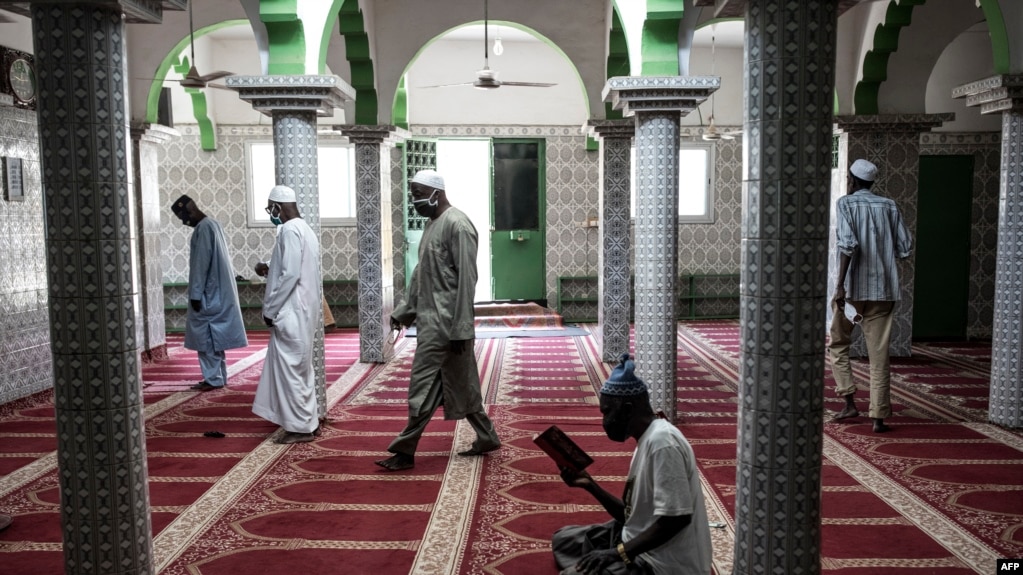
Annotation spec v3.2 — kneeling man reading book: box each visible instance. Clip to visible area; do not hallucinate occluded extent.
[546,354,712,575]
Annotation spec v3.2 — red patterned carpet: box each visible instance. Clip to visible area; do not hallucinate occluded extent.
[677,320,1023,573]
[1,320,1021,574]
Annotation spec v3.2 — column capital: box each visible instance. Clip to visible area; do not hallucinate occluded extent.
[585,119,635,141]
[226,75,355,117]
[834,114,954,133]
[953,75,1023,114]
[335,124,409,145]
[0,0,185,23]
[602,76,719,117]
[130,122,180,144]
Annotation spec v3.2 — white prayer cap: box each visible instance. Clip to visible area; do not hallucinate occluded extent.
[849,159,878,182]
[410,169,445,191]
[268,185,297,203]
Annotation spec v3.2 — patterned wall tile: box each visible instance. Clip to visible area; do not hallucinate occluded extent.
[0,92,52,405]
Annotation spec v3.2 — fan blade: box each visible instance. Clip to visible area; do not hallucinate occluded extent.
[498,81,557,88]
[197,71,234,83]
[206,83,233,91]
[418,81,476,89]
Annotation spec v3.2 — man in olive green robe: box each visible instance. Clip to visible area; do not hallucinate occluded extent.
[376,169,501,471]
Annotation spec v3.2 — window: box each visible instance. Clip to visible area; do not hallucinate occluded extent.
[630,142,715,223]
[246,142,357,226]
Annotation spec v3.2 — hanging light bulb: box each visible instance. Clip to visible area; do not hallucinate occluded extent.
[493,36,504,56]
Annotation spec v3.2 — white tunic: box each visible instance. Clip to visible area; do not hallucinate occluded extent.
[252,218,321,434]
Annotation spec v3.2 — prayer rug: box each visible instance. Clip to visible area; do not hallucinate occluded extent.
[0,329,362,573]
[677,320,1023,573]
[404,304,586,338]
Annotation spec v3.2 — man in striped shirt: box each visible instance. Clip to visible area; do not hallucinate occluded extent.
[829,159,913,433]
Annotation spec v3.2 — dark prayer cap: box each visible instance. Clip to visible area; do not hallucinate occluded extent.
[171,194,194,215]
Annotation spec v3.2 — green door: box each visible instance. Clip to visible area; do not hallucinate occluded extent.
[403,139,437,285]
[913,155,974,339]
[491,140,546,304]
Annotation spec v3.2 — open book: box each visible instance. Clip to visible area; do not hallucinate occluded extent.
[533,425,594,473]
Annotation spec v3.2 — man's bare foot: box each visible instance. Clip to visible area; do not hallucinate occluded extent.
[873,419,891,433]
[375,453,414,471]
[834,405,860,420]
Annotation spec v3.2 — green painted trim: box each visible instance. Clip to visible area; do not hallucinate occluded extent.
[260,0,306,75]
[394,76,408,130]
[144,19,248,124]
[187,89,217,151]
[640,1,682,76]
[979,0,1010,73]
[853,1,920,115]
[339,0,378,125]
[317,0,346,75]
[605,4,628,119]
[170,57,216,150]
[391,21,590,125]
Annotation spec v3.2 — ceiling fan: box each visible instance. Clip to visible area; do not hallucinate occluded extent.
[702,25,742,142]
[174,0,233,90]
[419,0,556,90]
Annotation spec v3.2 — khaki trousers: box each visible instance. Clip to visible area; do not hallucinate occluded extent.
[828,299,895,419]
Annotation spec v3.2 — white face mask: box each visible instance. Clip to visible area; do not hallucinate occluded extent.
[412,190,439,217]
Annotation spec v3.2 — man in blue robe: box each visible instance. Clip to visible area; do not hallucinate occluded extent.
[172,195,248,391]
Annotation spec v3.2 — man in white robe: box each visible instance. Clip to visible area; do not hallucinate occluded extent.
[375,169,500,471]
[252,185,322,444]
[171,195,248,391]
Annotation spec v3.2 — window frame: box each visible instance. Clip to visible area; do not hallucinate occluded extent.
[245,140,358,227]
[630,141,716,224]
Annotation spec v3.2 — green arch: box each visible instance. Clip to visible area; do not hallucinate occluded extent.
[317,0,346,75]
[144,19,249,150]
[338,0,378,125]
[853,0,923,114]
[260,0,306,75]
[978,0,1010,73]
[640,0,683,76]
[853,0,1009,114]
[390,21,590,128]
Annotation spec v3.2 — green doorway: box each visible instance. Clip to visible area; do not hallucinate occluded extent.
[490,139,547,304]
[913,155,974,339]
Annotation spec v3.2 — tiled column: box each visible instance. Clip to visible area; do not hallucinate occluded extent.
[131,123,179,363]
[337,125,408,363]
[832,114,950,358]
[228,75,354,419]
[733,2,836,573]
[954,75,1023,428]
[32,4,158,573]
[586,120,634,363]
[603,77,717,421]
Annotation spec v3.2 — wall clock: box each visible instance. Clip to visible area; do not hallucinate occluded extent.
[7,57,36,104]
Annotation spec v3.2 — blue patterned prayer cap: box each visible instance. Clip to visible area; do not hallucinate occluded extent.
[600,354,648,397]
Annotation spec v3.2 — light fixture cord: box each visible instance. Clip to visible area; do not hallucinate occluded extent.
[188,0,196,65]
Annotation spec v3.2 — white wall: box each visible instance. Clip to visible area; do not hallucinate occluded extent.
[0,12,32,53]
[405,38,589,126]
[928,23,1001,132]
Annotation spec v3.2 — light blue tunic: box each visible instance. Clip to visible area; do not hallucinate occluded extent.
[183,217,248,352]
